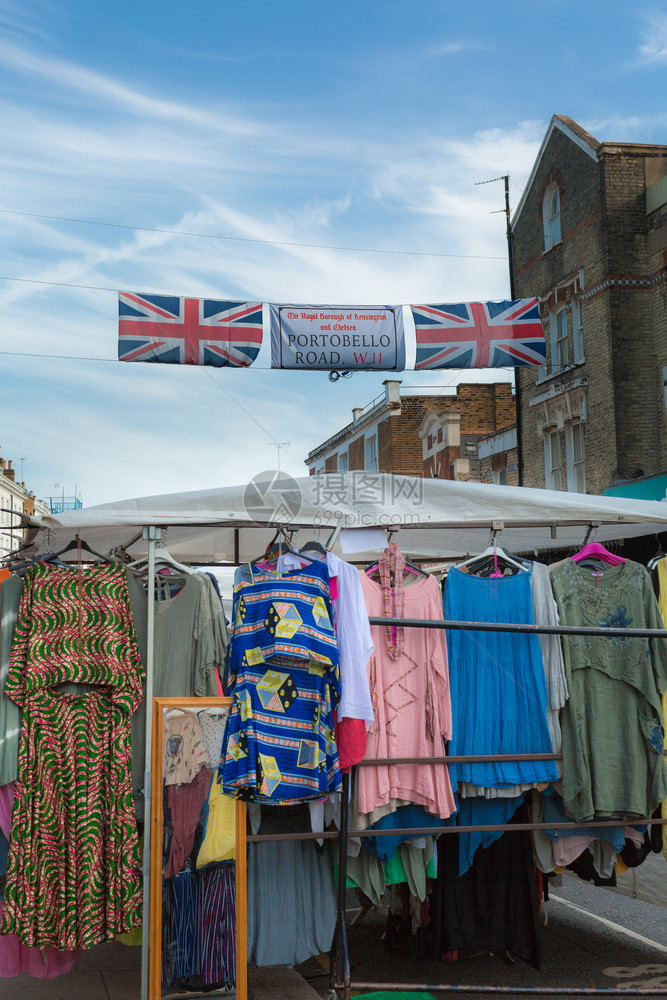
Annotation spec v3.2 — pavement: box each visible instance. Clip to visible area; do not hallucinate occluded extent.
[3,870,667,999]
[0,944,322,1000]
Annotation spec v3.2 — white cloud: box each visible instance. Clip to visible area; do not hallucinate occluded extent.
[583,112,667,141]
[428,41,493,55]
[636,9,667,64]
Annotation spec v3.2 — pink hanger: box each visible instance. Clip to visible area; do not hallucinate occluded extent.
[571,542,625,565]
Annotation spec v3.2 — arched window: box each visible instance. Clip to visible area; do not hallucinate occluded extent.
[543,183,562,250]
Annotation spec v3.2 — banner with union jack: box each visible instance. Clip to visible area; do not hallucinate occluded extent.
[118,292,263,367]
[411,298,545,370]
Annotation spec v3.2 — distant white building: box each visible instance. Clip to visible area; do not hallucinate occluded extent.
[0,455,50,559]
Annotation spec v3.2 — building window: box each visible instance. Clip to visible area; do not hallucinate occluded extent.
[544,422,586,493]
[549,429,565,490]
[570,422,586,493]
[338,451,348,472]
[365,435,378,471]
[571,297,584,363]
[551,307,568,368]
[544,183,562,250]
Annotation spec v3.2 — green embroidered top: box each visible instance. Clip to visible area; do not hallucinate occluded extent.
[551,558,667,824]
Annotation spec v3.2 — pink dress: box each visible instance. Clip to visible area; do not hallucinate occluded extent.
[358,573,455,819]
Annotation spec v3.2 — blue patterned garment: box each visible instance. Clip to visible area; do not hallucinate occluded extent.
[220,561,341,803]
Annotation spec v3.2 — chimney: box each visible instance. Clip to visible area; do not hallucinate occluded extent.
[383,379,402,414]
[4,460,15,482]
[352,407,363,424]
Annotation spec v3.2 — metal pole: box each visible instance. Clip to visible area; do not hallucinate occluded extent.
[336,771,351,1000]
[140,526,158,1000]
[336,983,667,996]
[368,615,667,639]
[504,173,525,489]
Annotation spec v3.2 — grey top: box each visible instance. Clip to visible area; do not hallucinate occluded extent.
[0,574,23,786]
[126,569,228,816]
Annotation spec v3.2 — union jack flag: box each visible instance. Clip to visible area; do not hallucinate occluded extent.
[118,292,263,367]
[411,298,545,370]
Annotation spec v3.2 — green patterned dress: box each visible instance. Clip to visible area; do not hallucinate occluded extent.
[0,560,144,950]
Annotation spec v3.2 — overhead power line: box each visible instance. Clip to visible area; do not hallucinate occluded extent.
[0,208,507,261]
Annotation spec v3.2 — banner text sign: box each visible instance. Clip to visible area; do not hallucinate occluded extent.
[270,303,405,370]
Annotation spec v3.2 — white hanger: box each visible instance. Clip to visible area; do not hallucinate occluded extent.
[457,544,527,575]
[127,547,193,575]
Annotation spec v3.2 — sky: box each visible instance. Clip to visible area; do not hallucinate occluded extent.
[1,0,666,508]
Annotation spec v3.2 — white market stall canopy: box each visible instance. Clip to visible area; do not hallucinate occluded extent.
[22,474,667,564]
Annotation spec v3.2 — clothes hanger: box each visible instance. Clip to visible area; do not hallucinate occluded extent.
[299,539,328,556]
[571,542,625,568]
[9,550,70,573]
[647,535,665,571]
[127,547,193,575]
[364,543,428,579]
[457,544,527,576]
[250,527,316,569]
[50,536,110,562]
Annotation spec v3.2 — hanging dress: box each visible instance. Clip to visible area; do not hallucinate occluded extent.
[220,560,341,803]
[551,557,667,823]
[0,561,144,950]
[445,566,558,791]
[357,569,456,821]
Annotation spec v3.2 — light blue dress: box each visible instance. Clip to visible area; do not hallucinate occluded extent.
[445,567,558,790]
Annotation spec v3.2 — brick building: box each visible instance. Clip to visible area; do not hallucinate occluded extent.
[305,380,516,480]
[511,115,667,497]
[477,425,519,487]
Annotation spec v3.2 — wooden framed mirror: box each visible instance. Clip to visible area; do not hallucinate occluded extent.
[148,696,247,1000]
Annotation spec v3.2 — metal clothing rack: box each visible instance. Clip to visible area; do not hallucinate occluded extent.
[247,612,667,1000]
[16,519,665,999]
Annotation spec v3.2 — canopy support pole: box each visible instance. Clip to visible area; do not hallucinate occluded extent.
[140,526,158,1000]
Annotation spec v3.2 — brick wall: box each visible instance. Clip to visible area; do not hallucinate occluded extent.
[513,124,667,494]
[386,384,515,478]
[306,382,516,479]
[514,125,613,493]
[378,418,393,472]
[388,397,436,476]
[602,150,662,480]
[348,436,364,471]
[478,446,519,486]
[425,444,459,479]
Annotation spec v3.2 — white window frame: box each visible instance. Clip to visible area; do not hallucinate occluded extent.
[338,451,349,472]
[567,421,586,493]
[546,428,565,491]
[550,307,569,370]
[365,434,378,471]
[572,297,584,364]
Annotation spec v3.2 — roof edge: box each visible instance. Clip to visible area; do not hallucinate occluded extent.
[511,116,600,231]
